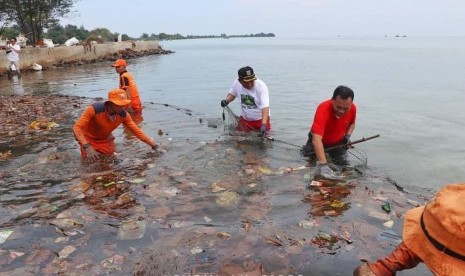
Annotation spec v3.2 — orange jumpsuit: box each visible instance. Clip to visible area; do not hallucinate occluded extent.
[119,71,142,113]
[369,242,421,275]
[73,102,154,157]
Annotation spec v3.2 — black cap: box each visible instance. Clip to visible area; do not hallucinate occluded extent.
[238,66,257,82]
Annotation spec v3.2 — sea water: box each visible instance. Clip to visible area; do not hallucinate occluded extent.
[2,36,465,190]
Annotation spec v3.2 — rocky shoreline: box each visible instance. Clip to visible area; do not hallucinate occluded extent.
[1,40,173,75]
[49,46,174,70]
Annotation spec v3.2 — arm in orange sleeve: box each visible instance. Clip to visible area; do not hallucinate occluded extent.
[368,242,421,275]
[73,105,95,145]
[122,115,155,147]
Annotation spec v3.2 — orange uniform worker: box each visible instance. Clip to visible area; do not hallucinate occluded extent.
[111,59,142,113]
[354,183,465,276]
[73,88,156,160]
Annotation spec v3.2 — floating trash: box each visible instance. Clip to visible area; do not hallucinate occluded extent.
[29,119,59,130]
[117,219,147,240]
[368,210,391,221]
[310,180,323,187]
[58,245,76,258]
[381,202,391,213]
[211,182,226,193]
[0,150,12,161]
[258,165,273,175]
[9,251,25,260]
[312,231,339,250]
[380,231,402,241]
[298,219,316,229]
[217,232,231,239]
[372,195,388,201]
[163,187,179,197]
[383,220,394,228]
[407,199,420,207]
[216,191,239,207]
[190,246,203,254]
[207,118,221,128]
[0,229,14,244]
[54,237,69,243]
[129,178,146,184]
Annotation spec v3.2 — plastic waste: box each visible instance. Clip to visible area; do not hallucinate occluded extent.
[31,63,42,71]
[64,37,79,46]
[381,202,391,213]
[0,229,14,244]
[43,38,54,48]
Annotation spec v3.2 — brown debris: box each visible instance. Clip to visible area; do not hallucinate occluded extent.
[0,94,89,146]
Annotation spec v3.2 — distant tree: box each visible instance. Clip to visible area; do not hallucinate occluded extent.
[158,32,167,40]
[63,24,78,38]
[121,34,132,41]
[44,24,67,44]
[0,0,78,44]
[149,33,158,40]
[0,25,20,40]
[89,28,115,42]
[75,25,89,41]
[140,33,149,40]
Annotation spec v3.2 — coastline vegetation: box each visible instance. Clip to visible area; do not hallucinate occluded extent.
[0,1,274,45]
[1,23,274,45]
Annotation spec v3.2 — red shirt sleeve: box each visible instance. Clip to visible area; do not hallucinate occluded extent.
[311,99,331,137]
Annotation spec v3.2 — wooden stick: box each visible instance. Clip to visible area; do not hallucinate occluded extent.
[324,134,380,151]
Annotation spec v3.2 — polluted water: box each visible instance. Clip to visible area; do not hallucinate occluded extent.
[0,93,433,275]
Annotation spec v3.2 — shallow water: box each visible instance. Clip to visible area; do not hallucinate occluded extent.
[0,37,448,275]
[0,104,430,274]
[4,37,465,190]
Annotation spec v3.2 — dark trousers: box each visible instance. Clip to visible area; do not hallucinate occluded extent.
[302,132,348,165]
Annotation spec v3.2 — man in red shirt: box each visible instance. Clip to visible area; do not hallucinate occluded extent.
[302,86,356,178]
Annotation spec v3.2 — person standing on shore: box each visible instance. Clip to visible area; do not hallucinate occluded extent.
[6,38,21,78]
[111,59,142,114]
[353,183,465,276]
[302,85,356,178]
[73,88,157,161]
[220,66,271,137]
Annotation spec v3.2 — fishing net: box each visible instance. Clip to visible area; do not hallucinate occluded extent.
[221,105,369,167]
[222,106,302,150]
[148,102,369,167]
[222,106,240,134]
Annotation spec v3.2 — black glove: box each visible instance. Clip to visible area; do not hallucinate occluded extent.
[306,132,312,145]
[152,144,158,151]
[220,99,229,107]
[342,134,351,145]
[259,124,266,137]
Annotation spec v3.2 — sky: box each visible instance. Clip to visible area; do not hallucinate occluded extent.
[60,0,465,38]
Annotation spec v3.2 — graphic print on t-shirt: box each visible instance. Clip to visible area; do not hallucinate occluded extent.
[240,95,257,110]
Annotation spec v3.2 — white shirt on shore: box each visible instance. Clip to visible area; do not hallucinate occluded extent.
[7,43,20,62]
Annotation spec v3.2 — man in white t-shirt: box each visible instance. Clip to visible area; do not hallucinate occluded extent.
[220,66,271,137]
[6,38,21,77]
